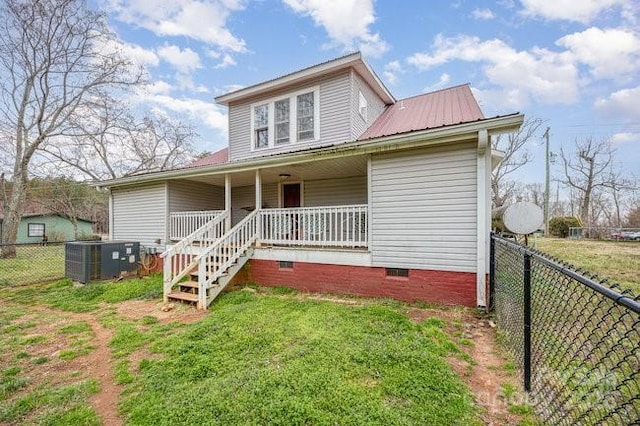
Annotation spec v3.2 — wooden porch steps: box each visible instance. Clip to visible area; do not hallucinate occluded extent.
[166,291,199,303]
[165,248,252,308]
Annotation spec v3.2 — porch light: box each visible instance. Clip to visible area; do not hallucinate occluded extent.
[278,173,291,181]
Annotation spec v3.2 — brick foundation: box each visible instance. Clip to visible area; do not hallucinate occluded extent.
[243,259,477,307]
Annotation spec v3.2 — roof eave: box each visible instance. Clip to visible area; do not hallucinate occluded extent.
[215,52,395,105]
[97,113,523,189]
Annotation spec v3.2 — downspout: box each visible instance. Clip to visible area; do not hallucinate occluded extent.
[476,129,490,308]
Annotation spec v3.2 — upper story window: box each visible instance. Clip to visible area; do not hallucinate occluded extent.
[297,92,314,141]
[251,86,319,151]
[358,91,368,122]
[275,99,290,145]
[254,104,269,149]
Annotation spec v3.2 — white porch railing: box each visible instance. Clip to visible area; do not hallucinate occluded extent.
[162,211,229,299]
[259,204,368,247]
[196,209,258,307]
[169,210,225,240]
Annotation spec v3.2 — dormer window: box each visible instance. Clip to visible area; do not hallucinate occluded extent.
[297,92,314,141]
[251,86,319,151]
[254,104,269,148]
[275,99,290,145]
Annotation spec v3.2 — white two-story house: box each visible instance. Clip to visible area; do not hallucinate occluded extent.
[100,52,523,310]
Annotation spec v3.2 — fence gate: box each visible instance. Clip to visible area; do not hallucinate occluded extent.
[490,234,639,425]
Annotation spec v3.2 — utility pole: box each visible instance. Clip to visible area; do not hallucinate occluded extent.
[543,127,551,236]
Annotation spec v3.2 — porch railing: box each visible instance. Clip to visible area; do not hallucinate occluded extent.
[162,211,229,299]
[259,204,368,247]
[196,209,258,307]
[169,210,225,240]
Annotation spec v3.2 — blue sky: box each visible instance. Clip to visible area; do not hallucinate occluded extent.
[101,0,639,183]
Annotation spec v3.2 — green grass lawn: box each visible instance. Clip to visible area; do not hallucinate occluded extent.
[120,289,478,425]
[0,277,488,425]
[0,244,66,286]
[534,237,640,294]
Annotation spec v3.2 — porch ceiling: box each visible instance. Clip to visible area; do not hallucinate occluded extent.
[180,154,368,187]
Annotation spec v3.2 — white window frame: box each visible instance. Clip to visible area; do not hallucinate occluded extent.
[358,90,368,122]
[250,86,320,151]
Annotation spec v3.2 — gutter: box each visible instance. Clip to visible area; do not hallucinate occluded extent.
[97,113,524,189]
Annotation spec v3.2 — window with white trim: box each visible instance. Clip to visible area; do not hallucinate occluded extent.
[28,223,45,237]
[358,91,368,122]
[297,92,314,141]
[274,99,290,145]
[250,86,319,150]
[253,104,269,149]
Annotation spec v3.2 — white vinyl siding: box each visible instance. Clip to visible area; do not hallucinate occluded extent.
[112,183,167,248]
[229,71,351,161]
[304,176,367,206]
[231,183,278,225]
[168,181,224,212]
[370,142,478,272]
[351,71,386,139]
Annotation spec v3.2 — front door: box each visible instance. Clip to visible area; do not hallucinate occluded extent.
[282,183,301,240]
[283,183,301,208]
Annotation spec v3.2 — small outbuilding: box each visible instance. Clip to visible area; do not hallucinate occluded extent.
[0,213,94,243]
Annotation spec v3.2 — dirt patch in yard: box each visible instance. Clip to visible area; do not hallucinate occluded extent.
[115,299,206,324]
[406,307,525,425]
[2,305,123,425]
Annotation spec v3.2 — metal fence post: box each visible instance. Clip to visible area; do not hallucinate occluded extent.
[489,233,496,311]
[523,251,532,392]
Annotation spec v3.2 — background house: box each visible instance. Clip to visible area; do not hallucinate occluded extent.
[0,213,94,243]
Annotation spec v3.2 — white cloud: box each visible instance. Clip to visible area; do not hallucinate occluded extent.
[283,0,389,57]
[383,60,402,84]
[109,0,247,52]
[472,8,495,20]
[224,84,245,93]
[610,132,640,147]
[215,54,237,69]
[157,44,202,74]
[97,37,159,67]
[408,34,578,108]
[141,94,228,135]
[557,27,640,79]
[424,73,451,92]
[519,0,627,23]
[594,86,640,122]
[145,80,173,95]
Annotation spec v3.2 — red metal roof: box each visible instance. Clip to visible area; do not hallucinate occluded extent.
[185,147,229,168]
[358,84,484,141]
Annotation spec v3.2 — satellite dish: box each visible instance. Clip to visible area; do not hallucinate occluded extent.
[500,202,544,235]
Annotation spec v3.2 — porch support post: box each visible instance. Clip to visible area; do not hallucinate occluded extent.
[476,129,491,308]
[225,173,231,232]
[255,169,262,246]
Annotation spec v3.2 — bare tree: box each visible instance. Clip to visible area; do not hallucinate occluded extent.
[0,0,141,256]
[560,138,621,228]
[42,98,197,180]
[29,177,107,239]
[491,118,543,208]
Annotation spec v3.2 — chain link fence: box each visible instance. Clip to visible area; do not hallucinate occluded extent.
[0,242,68,286]
[491,234,640,425]
[1,242,163,287]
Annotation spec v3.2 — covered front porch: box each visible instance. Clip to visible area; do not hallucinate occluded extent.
[166,153,370,250]
[161,154,371,309]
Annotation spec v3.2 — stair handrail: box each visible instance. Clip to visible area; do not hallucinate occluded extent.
[162,211,229,299]
[195,210,259,307]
